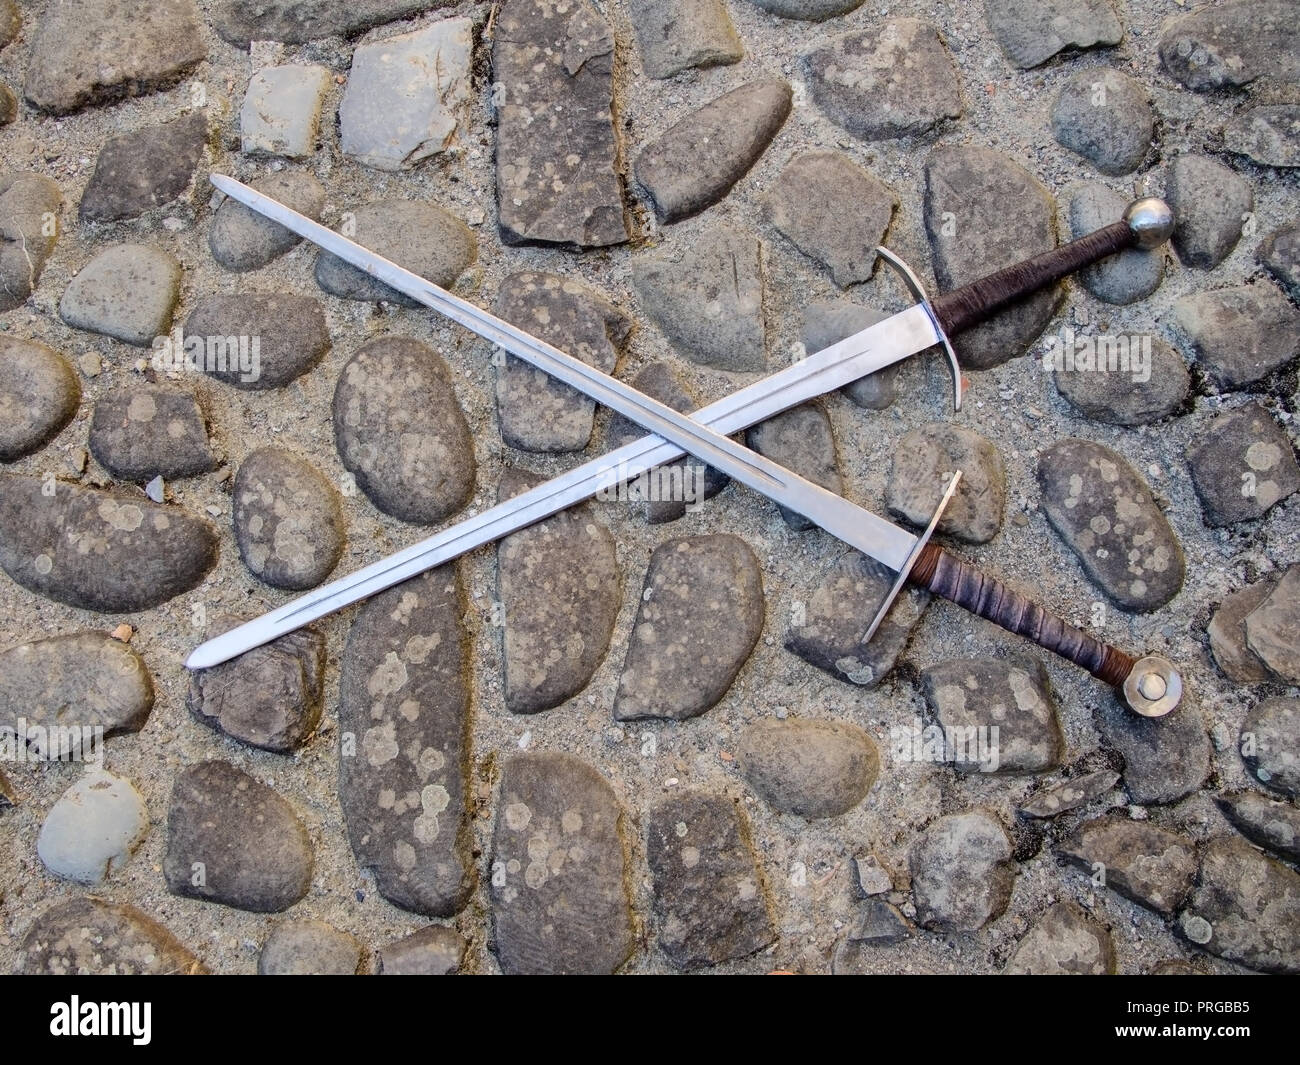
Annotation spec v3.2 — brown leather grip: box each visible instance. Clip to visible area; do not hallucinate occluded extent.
[911,544,1135,687]
[930,220,1134,337]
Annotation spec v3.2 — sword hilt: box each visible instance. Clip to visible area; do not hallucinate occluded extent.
[909,543,1182,718]
[929,198,1174,338]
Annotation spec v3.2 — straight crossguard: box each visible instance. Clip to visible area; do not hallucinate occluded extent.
[192,175,1181,718]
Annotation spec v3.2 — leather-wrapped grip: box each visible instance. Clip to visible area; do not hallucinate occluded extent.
[911,543,1135,687]
[930,220,1134,337]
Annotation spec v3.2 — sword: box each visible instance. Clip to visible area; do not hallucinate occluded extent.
[191,175,1180,717]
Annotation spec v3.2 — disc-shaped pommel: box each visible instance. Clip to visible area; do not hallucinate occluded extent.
[1124,198,1175,250]
[1122,656,1183,717]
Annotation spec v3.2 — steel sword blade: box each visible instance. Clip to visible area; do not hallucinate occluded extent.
[190,176,941,668]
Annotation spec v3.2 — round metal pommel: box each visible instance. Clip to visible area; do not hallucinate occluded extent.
[1124,198,1175,250]
[1122,656,1183,718]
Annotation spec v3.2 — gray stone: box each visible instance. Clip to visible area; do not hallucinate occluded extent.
[498,473,620,715]
[210,171,327,272]
[492,0,627,247]
[233,448,344,589]
[1095,697,1211,805]
[1217,791,1300,863]
[1067,183,1165,305]
[764,151,896,288]
[339,568,473,917]
[909,811,1015,932]
[1158,0,1300,93]
[1018,769,1120,818]
[748,0,863,19]
[185,292,331,390]
[1246,572,1300,686]
[0,174,62,313]
[1225,106,1300,168]
[887,422,1005,544]
[1037,439,1184,612]
[1183,836,1300,974]
[20,898,205,975]
[1149,959,1202,976]
[494,272,632,453]
[79,112,207,222]
[784,551,928,689]
[846,899,911,945]
[1209,579,1277,684]
[633,224,766,371]
[1050,69,1153,175]
[164,760,314,913]
[801,299,897,409]
[88,386,215,483]
[0,81,15,125]
[340,21,473,170]
[1059,817,1197,915]
[60,245,182,347]
[606,362,730,523]
[1003,902,1115,975]
[986,0,1122,68]
[738,717,879,818]
[315,200,475,306]
[1186,403,1300,526]
[37,771,148,885]
[333,336,476,525]
[746,403,842,531]
[1166,156,1253,270]
[0,474,218,612]
[259,920,363,975]
[853,854,893,896]
[0,337,80,462]
[1172,285,1300,391]
[922,657,1063,774]
[806,20,961,141]
[1240,697,1300,796]
[0,631,153,753]
[0,767,14,808]
[188,624,325,752]
[636,78,791,223]
[242,65,331,160]
[490,752,634,974]
[647,791,774,969]
[24,0,206,114]
[1258,224,1300,303]
[1052,336,1188,426]
[925,146,1059,370]
[0,0,17,48]
[378,925,466,974]
[214,0,450,45]
[614,535,764,721]
[628,0,742,79]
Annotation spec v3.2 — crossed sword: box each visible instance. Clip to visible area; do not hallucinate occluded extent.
[190,175,1182,719]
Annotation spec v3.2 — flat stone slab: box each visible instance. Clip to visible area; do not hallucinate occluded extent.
[339,568,473,917]
[886,422,1005,544]
[1059,816,1197,915]
[242,65,331,160]
[1216,791,1300,863]
[614,534,764,721]
[1225,105,1300,168]
[340,20,473,171]
[24,0,206,114]
[0,174,63,312]
[492,0,628,247]
[646,791,774,969]
[20,898,205,975]
[37,770,148,885]
[0,474,217,612]
[763,150,895,287]
[0,631,153,753]
[1158,0,1300,92]
[184,292,331,390]
[1017,769,1120,819]
[259,920,363,975]
[627,0,742,79]
[214,0,448,46]
[164,760,314,913]
[1240,696,1300,796]
[0,337,80,462]
[1245,571,1300,686]
[1209,578,1277,684]
[60,244,182,347]
[490,752,634,974]
[986,0,1122,68]
[1052,335,1188,426]
[1165,155,1252,270]
[1186,403,1300,527]
[88,385,216,483]
[80,112,207,222]
[1171,285,1299,391]
[1094,696,1210,805]
[209,171,326,272]
[333,336,476,525]
[1259,225,1300,303]
[635,78,791,223]
[378,925,466,974]
[1003,902,1115,974]
[749,0,864,18]
[738,717,879,818]
[909,810,1015,932]
[1050,68,1152,176]
[1037,438,1184,612]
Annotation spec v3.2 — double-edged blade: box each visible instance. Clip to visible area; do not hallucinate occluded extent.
[189,176,943,669]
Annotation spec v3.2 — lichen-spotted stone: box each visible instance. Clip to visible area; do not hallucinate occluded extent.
[339,566,473,917]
